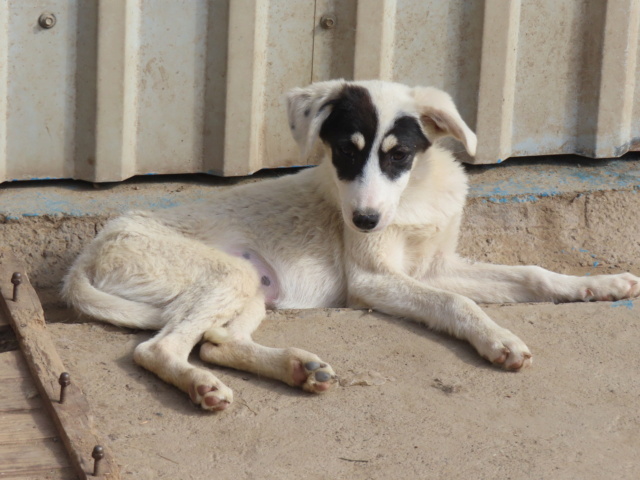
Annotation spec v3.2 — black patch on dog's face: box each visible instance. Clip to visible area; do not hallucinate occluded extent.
[319,85,378,181]
[378,116,431,180]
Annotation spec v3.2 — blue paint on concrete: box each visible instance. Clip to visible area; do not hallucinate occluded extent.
[611,299,634,310]
[486,194,539,204]
[467,157,640,201]
[9,176,64,182]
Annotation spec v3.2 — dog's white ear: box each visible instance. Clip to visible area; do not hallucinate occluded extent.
[412,87,477,156]
[286,80,346,159]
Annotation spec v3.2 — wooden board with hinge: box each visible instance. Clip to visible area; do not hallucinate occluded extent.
[0,249,120,479]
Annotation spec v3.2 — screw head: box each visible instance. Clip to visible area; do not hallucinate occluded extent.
[92,445,104,460]
[320,14,336,30]
[38,13,57,29]
[11,272,22,286]
[59,372,70,387]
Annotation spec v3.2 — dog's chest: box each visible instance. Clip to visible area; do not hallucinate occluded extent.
[393,223,454,276]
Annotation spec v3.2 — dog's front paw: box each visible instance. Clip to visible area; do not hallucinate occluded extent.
[582,273,640,302]
[188,374,233,412]
[290,356,338,393]
[477,329,532,371]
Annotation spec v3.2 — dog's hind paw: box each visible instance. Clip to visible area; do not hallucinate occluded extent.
[478,330,532,371]
[291,356,338,393]
[188,376,233,412]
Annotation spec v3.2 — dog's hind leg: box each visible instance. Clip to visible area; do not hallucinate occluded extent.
[133,258,267,412]
[200,339,337,394]
[199,306,337,394]
[134,315,235,411]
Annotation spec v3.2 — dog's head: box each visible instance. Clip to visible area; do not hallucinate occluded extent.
[287,80,476,233]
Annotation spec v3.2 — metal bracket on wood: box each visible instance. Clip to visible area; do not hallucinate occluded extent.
[0,249,121,479]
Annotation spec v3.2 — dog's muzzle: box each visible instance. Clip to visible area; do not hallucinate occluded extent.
[352,210,380,231]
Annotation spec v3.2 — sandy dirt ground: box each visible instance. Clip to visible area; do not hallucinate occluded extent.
[45,293,639,480]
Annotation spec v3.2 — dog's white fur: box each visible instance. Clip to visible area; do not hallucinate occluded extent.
[63,80,640,411]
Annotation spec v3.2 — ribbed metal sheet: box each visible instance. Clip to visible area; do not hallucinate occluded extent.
[1,0,638,182]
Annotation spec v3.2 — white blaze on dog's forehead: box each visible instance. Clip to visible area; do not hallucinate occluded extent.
[381,134,398,153]
[351,132,365,150]
[362,81,415,129]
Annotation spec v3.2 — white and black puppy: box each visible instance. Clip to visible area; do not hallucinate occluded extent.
[63,80,640,411]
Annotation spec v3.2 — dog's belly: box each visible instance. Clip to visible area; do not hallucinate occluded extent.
[224,244,345,309]
[226,247,280,307]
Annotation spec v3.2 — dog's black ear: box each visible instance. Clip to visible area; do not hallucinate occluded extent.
[412,87,477,156]
[286,80,346,159]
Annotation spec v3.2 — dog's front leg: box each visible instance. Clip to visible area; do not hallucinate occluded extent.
[423,257,640,304]
[349,269,532,370]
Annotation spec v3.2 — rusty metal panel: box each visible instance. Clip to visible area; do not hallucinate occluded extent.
[1,0,639,182]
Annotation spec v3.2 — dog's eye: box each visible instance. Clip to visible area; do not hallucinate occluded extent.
[390,150,410,162]
[338,144,356,158]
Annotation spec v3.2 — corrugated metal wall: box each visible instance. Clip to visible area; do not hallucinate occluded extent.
[1,0,639,182]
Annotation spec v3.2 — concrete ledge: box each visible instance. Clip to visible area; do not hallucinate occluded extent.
[467,156,640,202]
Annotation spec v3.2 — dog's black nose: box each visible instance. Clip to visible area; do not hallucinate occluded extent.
[352,211,380,231]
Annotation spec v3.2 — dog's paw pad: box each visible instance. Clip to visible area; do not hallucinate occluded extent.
[189,380,233,412]
[292,358,337,393]
[304,361,321,371]
[314,370,332,382]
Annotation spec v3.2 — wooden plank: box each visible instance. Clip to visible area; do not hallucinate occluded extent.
[1,351,70,479]
[0,249,120,479]
[0,301,7,328]
[0,376,43,411]
[0,350,43,412]
[0,467,76,480]
[0,439,70,476]
[0,410,59,443]
[0,349,32,379]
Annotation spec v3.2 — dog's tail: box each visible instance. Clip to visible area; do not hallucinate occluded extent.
[61,259,164,330]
